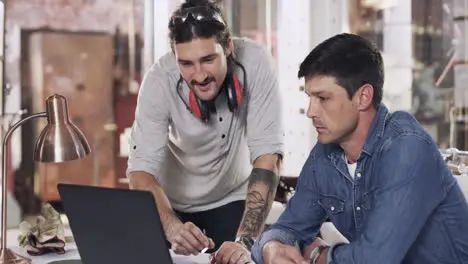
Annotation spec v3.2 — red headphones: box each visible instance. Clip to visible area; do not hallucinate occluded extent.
[176,57,248,124]
[177,73,244,123]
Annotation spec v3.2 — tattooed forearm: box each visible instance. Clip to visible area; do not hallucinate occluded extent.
[241,191,268,235]
[248,168,279,190]
[238,168,279,237]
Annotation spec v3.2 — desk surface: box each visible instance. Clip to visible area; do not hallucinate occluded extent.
[4,228,210,264]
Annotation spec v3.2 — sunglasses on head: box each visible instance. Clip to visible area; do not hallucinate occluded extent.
[169,6,226,27]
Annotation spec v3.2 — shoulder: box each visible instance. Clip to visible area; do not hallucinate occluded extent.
[378,110,441,165]
[140,52,180,98]
[155,51,180,76]
[232,37,269,57]
[136,53,181,114]
[232,37,274,69]
[370,110,448,190]
[382,110,434,146]
[231,37,278,96]
[376,126,446,190]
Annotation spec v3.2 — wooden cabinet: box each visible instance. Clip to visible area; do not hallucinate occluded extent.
[27,31,116,202]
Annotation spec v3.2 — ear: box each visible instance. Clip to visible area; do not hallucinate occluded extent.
[224,39,233,57]
[355,83,374,110]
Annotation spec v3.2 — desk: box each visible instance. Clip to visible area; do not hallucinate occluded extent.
[4,228,210,264]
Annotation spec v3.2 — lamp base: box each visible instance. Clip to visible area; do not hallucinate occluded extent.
[0,248,31,264]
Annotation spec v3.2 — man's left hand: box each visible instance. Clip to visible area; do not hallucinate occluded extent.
[302,238,329,264]
[210,241,252,264]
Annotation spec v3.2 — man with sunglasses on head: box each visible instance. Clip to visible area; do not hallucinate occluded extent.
[126,0,283,263]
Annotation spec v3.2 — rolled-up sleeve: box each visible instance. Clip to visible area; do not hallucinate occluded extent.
[252,159,326,264]
[244,45,284,163]
[126,65,170,179]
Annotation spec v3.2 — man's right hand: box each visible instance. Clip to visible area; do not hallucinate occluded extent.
[129,173,214,255]
[170,221,215,256]
[262,241,308,264]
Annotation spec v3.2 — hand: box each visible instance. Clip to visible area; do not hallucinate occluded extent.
[170,222,215,256]
[302,237,327,259]
[209,241,252,264]
[262,241,308,264]
[302,238,330,264]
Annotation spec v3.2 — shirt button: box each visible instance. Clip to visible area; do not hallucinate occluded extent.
[221,134,226,139]
[330,206,335,211]
[356,172,361,178]
[356,206,361,211]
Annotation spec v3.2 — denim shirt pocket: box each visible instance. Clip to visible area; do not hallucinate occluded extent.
[318,196,345,217]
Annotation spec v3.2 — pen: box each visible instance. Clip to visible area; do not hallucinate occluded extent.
[200,229,209,253]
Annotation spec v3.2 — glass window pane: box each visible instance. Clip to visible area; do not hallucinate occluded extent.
[221,0,278,61]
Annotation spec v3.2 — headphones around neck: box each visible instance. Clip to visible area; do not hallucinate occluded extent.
[177,58,247,124]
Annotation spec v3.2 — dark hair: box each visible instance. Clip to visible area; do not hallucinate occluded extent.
[298,33,384,108]
[168,0,231,49]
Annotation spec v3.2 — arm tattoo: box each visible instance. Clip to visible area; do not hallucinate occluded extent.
[248,168,279,190]
[239,168,279,236]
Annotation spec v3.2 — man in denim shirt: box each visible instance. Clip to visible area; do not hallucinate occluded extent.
[252,33,468,264]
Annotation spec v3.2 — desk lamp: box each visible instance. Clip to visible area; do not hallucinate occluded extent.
[0,94,91,264]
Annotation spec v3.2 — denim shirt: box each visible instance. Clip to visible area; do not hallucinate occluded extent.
[252,104,468,264]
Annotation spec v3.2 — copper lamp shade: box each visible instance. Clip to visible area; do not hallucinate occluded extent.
[0,94,90,264]
[34,94,91,162]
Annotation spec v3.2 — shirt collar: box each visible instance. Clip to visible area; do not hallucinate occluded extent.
[324,103,390,161]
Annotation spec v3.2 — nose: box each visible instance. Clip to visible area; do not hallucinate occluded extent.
[192,63,208,83]
[306,97,320,119]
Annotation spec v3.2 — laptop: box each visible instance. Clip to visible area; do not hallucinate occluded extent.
[57,183,175,264]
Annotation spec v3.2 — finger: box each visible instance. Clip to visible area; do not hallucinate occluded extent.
[231,251,245,264]
[286,252,308,264]
[181,228,206,252]
[174,242,192,256]
[302,244,315,259]
[270,256,298,264]
[214,246,226,264]
[214,244,230,264]
[186,222,210,248]
[174,232,199,255]
[209,238,216,249]
[171,242,189,256]
[310,238,324,248]
[282,247,308,264]
[222,248,237,264]
[239,252,253,264]
[209,253,216,264]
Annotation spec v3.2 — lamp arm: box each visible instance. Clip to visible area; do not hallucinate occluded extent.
[1,112,47,249]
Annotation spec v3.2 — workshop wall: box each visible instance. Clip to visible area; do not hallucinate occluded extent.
[6,0,144,33]
[3,0,144,214]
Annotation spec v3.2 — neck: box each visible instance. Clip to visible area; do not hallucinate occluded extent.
[340,108,377,163]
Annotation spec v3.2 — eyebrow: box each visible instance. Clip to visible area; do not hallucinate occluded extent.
[307,91,331,97]
[177,53,218,64]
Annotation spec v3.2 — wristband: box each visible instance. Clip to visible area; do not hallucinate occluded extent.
[235,234,255,251]
[309,245,329,264]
